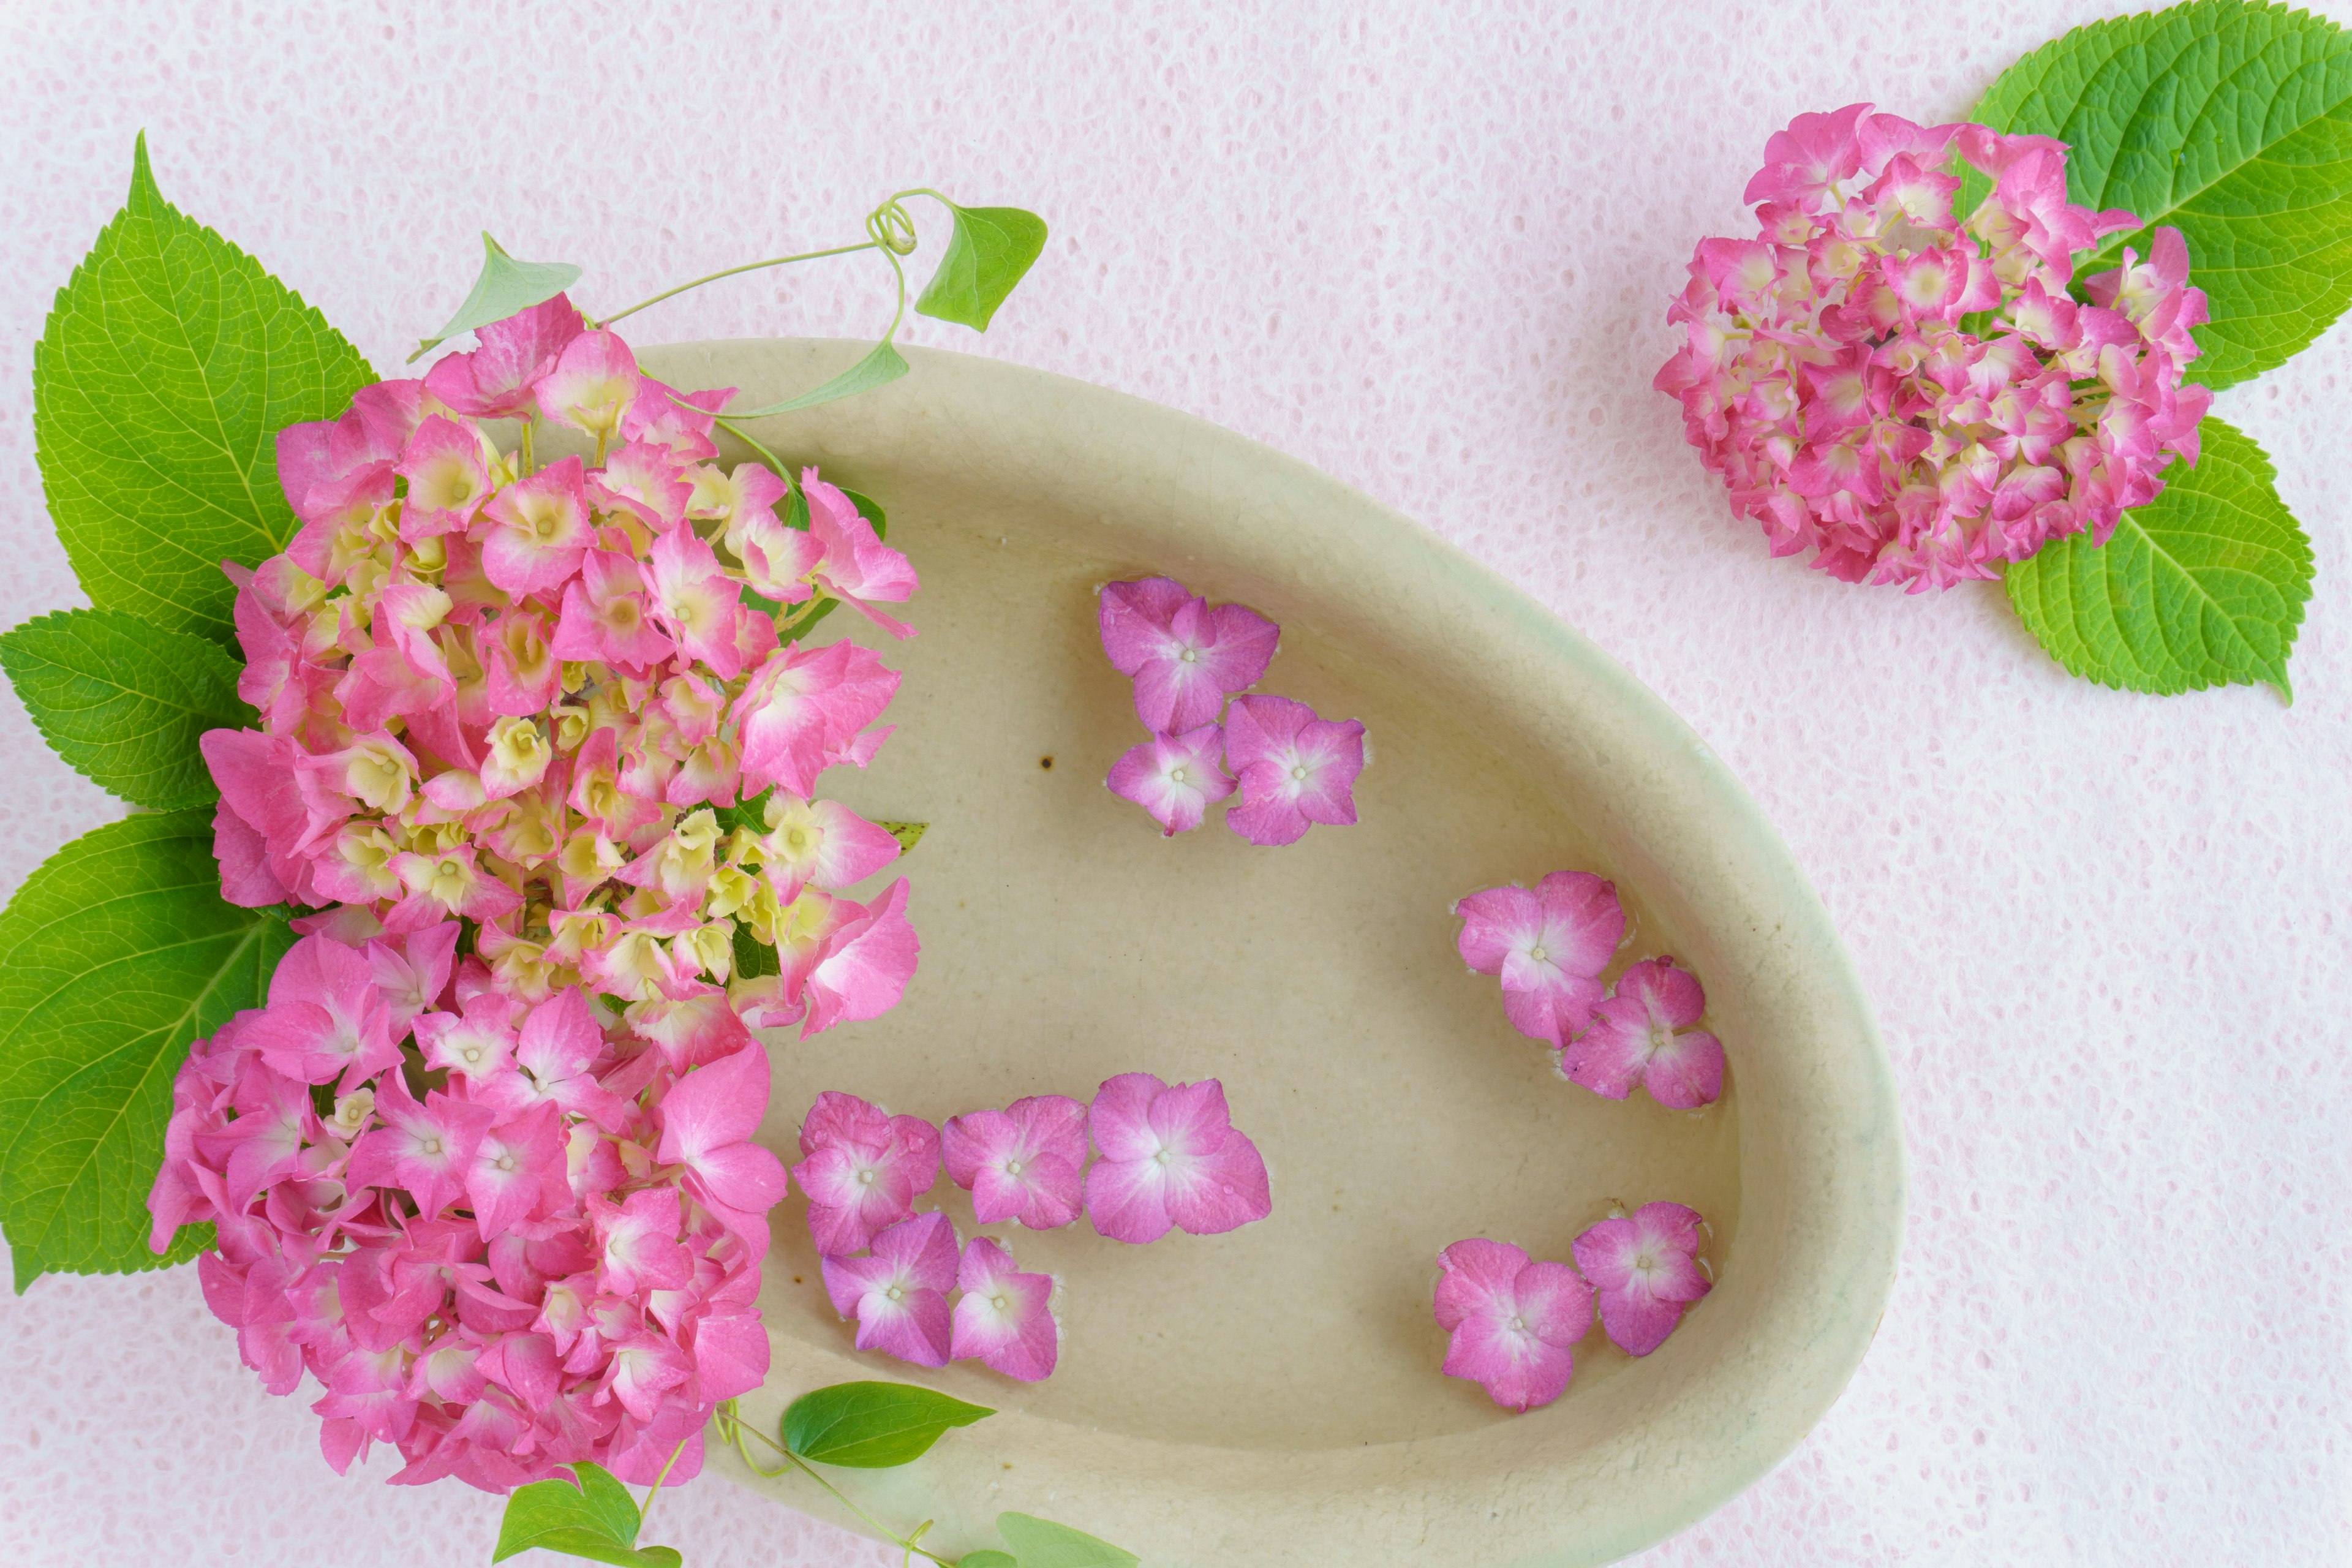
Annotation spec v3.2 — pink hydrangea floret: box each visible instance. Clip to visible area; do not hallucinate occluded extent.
[820,1211,960,1368]
[1572,1202,1713,1357]
[1559,957,1724,1109]
[790,1091,941,1256]
[1221,694,1366,847]
[1453,871,1625,1047]
[1083,1072,1271,1245]
[941,1094,1088,1230]
[949,1235,1060,1382]
[1098,577,1278,733]
[1105,725,1235,836]
[1656,104,2211,589]
[1432,1238,1593,1412]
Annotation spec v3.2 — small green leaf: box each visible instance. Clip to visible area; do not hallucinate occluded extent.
[0,810,295,1289]
[781,1381,993,1468]
[731,922,781,982]
[2005,416,2312,698]
[728,341,911,419]
[492,1462,680,1567]
[0,609,253,809]
[835,485,888,540]
[412,232,582,363]
[914,203,1049,332]
[34,134,379,647]
[875,821,927,853]
[957,1553,1019,1568]
[994,1513,1139,1568]
[1966,0,2352,388]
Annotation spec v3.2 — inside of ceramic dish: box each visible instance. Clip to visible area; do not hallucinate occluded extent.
[750,499,1745,1451]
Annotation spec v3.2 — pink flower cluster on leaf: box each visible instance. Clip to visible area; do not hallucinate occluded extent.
[1455,874,1725,1109]
[1656,104,2211,590]
[1098,578,1366,845]
[144,925,788,1491]
[204,296,919,1041]
[797,1077,1271,1381]
[1434,1204,1713,1411]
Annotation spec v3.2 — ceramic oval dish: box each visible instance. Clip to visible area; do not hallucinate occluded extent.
[636,339,1903,1567]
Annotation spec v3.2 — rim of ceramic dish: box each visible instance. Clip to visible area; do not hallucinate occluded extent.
[653,338,1905,1567]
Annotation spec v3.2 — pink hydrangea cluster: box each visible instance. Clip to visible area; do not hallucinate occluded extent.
[202,294,920,1039]
[1655,103,2212,590]
[796,1076,1271,1381]
[1097,578,1367,845]
[143,926,788,1490]
[1434,1202,1713,1411]
[1455,873,1725,1109]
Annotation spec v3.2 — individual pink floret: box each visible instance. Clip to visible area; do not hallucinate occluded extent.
[655,1044,789,1255]
[477,456,593,598]
[1558,957,1725,1109]
[941,1095,1088,1230]
[421,293,584,421]
[804,471,919,638]
[535,329,641,445]
[1098,578,1279,733]
[1453,871,1626,1047]
[791,1090,941,1256]
[1571,1202,1713,1357]
[950,1236,1058,1382]
[1106,725,1235,835]
[1433,1237,1592,1412]
[820,1211,960,1368]
[1083,1072,1270,1245]
[1221,694,1366,847]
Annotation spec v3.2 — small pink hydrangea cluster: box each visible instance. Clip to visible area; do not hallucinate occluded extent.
[1455,872,1724,1109]
[796,1076,1271,1381]
[1434,1203,1713,1412]
[1098,578,1367,845]
[1656,103,2211,589]
[202,294,920,1038]
[145,927,788,1489]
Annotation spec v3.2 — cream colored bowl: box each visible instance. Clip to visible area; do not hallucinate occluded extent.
[638,340,1902,1567]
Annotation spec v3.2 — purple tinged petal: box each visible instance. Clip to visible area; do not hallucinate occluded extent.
[1085,1072,1167,1163]
[1081,1153,1173,1245]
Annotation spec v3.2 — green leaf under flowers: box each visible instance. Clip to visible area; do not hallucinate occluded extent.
[34,134,378,649]
[2005,415,2312,698]
[728,341,911,418]
[410,232,583,364]
[993,1513,1140,1568]
[1966,0,2352,389]
[957,1555,1018,1568]
[836,484,888,540]
[0,810,295,1290]
[780,1381,994,1468]
[491,1462,681,1567]
[0,609,254,809]
[876,821,927,853]
[731,921,782,982]
[914,202,1049,332]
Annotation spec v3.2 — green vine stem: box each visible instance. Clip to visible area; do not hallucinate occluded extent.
[712,1400,959,1567]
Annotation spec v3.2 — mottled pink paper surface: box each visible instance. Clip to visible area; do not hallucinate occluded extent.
[1,3,2346,1564]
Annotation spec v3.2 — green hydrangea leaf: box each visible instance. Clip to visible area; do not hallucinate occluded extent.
[2005,416,2312,698]
[728,340,911,418]
[1969,0,2352,389]
[914,203,1049,332]
[835,485,888,540]
[957,1554,1019,1568]
[781,1381,994,1468]
[876,821,927,853]
[491,1462,680,1567]
[0,810,295,1291]
[993,1513,1139,1568]
[410,232,582,364]
[0,609,253,809]
[33,134,378,648]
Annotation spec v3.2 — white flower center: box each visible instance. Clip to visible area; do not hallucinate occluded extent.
[421,1137,443,1156]
[1529,945,1547,963]
[1635,1253,1655,1272]
[990,1294,1008,1312]
[1178,647,1199,663]
[856,1169,876,1185]
[461,1044,483,1065]
[496,1153,517,1173]
[1153,1148,1172,1166]
[884,1285,903,1302]
[1508,1315,1525,1332]
[1289,764,1307,780]
[1005,1159,1024,1177]
[1169,767,1188,784]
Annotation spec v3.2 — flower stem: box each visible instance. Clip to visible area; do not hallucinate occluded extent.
[713,1402,957,1567]
[636,1433,693,1537]
[597,241,883,330]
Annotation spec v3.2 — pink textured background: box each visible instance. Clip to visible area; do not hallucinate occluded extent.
[2,2,2348,1562]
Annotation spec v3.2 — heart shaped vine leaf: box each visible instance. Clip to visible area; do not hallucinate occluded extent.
[0,608,253,810]
[914,201,1050,332]
[1966,0,2352,390]
[412,231,582,363]
[780,1381,994,1468]
[33,134,377,648]
[491,1463,680,1567]
[0,810,295,1289]
[993,1512,1141,1568]
[2005,416,2313,699]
